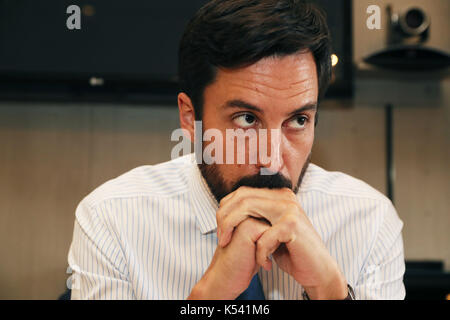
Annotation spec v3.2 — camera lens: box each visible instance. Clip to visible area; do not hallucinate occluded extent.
[405,9,424,29]
[398,7,429,36]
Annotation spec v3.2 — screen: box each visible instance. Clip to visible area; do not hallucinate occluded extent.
[0,0,352,102]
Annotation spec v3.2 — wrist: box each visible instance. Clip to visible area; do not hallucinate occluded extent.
[303,270,348,300]
[187,270,237,300]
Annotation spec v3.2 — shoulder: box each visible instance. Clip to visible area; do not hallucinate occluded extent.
[302,163,391,204]
[81,154,194,210]
[300,163,402,230]
[300,164,403,239]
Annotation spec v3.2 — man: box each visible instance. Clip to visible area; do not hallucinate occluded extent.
[68,0,405,299]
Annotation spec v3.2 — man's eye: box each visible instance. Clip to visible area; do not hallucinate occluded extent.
[233,113,257,128]
[287,116,308,129]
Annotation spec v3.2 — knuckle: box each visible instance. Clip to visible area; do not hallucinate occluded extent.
[216,209,225,224]
[236,223,253,242]
[281,187,296,200]
[238,218,269,241]
[256,243,267,261]
[282,187,291,193]
[275,189,294,202]
[286,200,300,212]
[237,197,250,210]
[236,186,249,195]
[238,217,254,231]
[234,220,249,237]
[255,220,270,238]
[256,236,266,249]
[280,200,298,213]
[282,212,300,230]
[279,201,289,212]
[220,218,230,232]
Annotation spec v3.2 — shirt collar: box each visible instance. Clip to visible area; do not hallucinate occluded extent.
[188,155,219,235]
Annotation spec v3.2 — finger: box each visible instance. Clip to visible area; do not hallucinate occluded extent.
[219,196,301,247]
[255,226,281,271]
[217,186,297,243]
[217,188,285,228]
[256,222,297,271]
[219,190,237,207]
[220,186,295,208]
[218,197,284,247]
[233,217,271,247]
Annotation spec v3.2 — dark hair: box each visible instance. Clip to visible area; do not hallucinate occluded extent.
[178,0,332,120]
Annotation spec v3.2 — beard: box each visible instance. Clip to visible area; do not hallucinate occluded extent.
[198,153,311,203]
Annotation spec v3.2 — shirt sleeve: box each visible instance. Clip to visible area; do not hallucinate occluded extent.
[68,199,135,300]
[354,202,406,300]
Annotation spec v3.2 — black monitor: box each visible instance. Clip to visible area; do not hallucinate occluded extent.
[0,0,353,104]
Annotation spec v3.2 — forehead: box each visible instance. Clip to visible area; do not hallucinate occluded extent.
[212,51,318,102]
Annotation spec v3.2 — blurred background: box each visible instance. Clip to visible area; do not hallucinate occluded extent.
[0,0,449,299]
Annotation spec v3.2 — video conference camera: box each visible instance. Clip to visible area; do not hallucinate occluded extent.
[389,6,430,44]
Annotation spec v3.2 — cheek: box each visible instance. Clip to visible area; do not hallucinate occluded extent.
[284,128,314,156]
[283,129,314,171]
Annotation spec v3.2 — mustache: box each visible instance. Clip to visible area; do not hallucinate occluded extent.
[231,172,292,192]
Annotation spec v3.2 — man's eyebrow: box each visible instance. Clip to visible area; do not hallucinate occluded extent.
[286,103,317,117]
[222,99,263,113]
[222,99,317,117]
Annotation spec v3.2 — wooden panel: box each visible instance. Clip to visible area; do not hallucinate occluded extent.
[0,103,180,299]
[313,104,387,195]
[88,105,180,189]
[393,84,450,266]
[0,103,91,299]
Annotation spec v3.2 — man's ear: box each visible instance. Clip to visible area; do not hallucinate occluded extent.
[177,92,196,143]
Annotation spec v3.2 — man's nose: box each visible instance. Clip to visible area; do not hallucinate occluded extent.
[257,128,285,174]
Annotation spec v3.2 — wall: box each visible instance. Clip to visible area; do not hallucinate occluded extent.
[351,0,450,269]
[0,104,180,299]
[0,0,448,299]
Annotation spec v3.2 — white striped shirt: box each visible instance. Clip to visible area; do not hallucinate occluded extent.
[68,154,405,300]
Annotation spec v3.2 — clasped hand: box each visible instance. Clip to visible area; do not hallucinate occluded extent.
[188,186,348,300]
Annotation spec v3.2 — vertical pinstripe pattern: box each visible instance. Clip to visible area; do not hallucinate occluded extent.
[68,154,405,300]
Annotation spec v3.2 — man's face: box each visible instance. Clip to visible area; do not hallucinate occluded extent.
[198,51,318,202]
